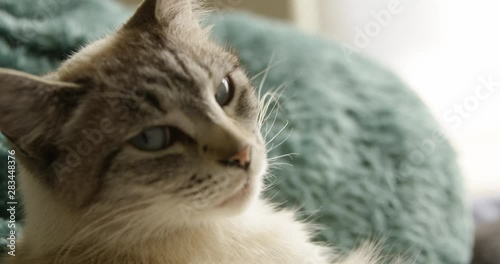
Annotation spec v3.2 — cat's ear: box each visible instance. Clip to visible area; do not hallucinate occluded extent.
[125,0,199,29]
[0,68,82,157]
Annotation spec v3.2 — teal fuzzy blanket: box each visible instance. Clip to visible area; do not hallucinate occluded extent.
[0,0,473,263]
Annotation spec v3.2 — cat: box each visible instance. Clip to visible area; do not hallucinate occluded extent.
[0,0,399,263]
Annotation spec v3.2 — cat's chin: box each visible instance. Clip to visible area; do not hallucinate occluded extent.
[218,176,252,207]
[210,173,261,218]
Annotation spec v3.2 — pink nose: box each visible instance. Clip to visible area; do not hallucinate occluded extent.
[225,145,252,170]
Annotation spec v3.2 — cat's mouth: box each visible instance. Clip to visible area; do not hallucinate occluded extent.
[217,175,252,208]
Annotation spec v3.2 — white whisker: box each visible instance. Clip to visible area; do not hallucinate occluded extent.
[256,53,276,100]
[267,127,294,154]
[265,120,289,147]
[268,153,298,161]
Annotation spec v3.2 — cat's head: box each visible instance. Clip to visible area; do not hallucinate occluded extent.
[0,0,266,226]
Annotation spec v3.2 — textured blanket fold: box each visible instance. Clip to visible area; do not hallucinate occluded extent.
[0,1,473,263]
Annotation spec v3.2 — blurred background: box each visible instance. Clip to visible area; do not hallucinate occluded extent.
[121,0,500,199]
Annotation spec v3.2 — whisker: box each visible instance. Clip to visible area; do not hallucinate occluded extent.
[259,85,287,128]
[267,152,298,161]
[258,91,280,129]
[265,120,289,147]
[250,54,285,82]
[256,53,277,100]
[263,111,280,142]
[267,162,294,169]
[262,177,281,192]
[266,127,294,154]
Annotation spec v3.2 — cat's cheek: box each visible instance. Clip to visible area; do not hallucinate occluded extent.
[254,143,268,174]
[256,135,264,146]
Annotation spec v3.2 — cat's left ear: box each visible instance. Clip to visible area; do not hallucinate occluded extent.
[125,0,201,29]
[0,68,82,158]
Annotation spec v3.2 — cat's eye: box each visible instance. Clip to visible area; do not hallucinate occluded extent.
[129,127,171,151]
[215,76,235,106]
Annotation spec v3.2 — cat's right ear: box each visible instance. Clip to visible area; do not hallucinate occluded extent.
[124,0,200,29]
[0,68,82,158]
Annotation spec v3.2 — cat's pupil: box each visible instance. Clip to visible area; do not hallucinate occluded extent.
[215,76,233,106]
[129,127,170,151]
[142,133,149,144]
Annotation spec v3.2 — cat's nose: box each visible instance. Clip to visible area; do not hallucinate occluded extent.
[221,145,252,170]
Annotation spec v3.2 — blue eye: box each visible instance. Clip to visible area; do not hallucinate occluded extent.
[129,127,170,151]
[215,76,234,106]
